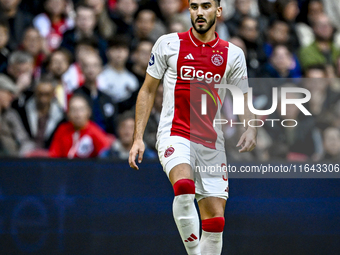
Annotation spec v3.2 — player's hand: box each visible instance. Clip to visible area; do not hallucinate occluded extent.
[129,139,145,170]
[237,127,257,153]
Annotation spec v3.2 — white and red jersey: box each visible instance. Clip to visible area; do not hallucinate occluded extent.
[147,28,248,150]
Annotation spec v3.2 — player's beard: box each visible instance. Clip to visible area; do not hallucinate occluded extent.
[191,15,216,34]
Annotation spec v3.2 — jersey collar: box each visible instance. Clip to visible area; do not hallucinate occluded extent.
[188,28,220,48]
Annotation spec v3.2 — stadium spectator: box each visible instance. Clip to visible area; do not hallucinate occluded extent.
[322,126,340,161]
[260,44,302,79]
[49,94,111,158]
[47,49,74,109]
[274,0,301,51]
[264,19,290,57]
[109,0,138,38]
[263,19,305,80]
[53,39,102,109]
[144,84,163,151]
[131,9,165,50]
[60,39,100,99]
[60,3,107,63]
[130,40,153,87]
[0,0,33,51]
[237,16,267,77]
[225,0,255,37]
[0,74,35,156]
[98,37,138,113]
[6,50,35,94]
[84,0,116,39]
[295,1,340,49]
[73,52,117,135]
[12,77,64,150]
[20,27,48,80]
[0,18,10,73]
[109,110,156,160]
[296,0,325,47]
[299,13,340,72]
[275,0,299,23]
[33,0,75,51]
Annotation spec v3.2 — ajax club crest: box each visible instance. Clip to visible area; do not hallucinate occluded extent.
[164,146,175,158]
[211,54,224,66]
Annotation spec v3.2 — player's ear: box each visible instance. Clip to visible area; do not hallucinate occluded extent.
[216,6,222,18]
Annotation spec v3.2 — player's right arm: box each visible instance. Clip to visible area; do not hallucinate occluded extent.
[129,34,170,169]
[129,74,161,170]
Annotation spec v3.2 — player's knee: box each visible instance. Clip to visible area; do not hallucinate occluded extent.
[202,217,225,233]
[173,179,195,196]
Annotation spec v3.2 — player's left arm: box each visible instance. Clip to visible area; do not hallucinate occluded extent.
[236,93,257,153]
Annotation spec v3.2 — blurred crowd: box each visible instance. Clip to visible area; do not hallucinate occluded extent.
[0,0,339,162]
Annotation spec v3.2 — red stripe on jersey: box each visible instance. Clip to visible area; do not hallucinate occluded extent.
[170,29,229,149]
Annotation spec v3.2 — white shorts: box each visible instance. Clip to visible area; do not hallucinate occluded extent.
[157,135,229,201]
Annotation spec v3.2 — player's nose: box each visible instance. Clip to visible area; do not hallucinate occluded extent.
[197,7,203,15]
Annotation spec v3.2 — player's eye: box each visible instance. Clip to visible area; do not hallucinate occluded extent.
[191,4,198,10]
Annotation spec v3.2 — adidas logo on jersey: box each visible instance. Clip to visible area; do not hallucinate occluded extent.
[184,53,194,60]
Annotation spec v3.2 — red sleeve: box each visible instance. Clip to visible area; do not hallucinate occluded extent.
[91,124,111,157]
[49,124,67,157]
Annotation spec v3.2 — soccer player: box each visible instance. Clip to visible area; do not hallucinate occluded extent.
[129,0,257,254]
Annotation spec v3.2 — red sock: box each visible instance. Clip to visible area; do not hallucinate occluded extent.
[202,217,225,232]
